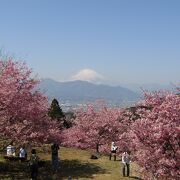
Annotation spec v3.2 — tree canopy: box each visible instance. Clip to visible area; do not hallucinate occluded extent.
[0,59,61,143]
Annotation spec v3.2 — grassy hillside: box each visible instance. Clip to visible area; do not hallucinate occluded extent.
[0,145,142,180]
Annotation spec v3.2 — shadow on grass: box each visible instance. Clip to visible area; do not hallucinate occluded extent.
[0,159,107,180]
[41,159,107,179]
[129,176,143,180]
[0,161,29,180]
[61,159,107,177]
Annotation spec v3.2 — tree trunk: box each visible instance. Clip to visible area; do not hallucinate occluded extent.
[96,144,99,153]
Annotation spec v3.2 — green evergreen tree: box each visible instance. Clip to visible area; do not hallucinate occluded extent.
[48,99,64,121]
[48,99,73,128]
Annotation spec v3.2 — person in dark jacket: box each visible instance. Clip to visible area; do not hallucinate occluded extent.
[29,149,39,180]
[51,143,59,172]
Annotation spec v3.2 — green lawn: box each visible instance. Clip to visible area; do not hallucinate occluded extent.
[0,145,142,180]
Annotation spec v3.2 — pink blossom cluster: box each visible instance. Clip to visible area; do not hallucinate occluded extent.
[131,91,180,179]
[0,59,61,143]
[62,105,125,153]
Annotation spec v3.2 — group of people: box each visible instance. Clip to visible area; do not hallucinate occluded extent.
[109,142,131,177]
[6,141,130,178]
[6,142,27,159]
[6,142,60,180]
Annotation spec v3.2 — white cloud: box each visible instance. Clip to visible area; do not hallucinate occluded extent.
[72,68,104,82]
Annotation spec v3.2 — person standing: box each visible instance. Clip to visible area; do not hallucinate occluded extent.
[109,142,118,161]
[51,143,59,172]
[6,141,16,156]
[29,149,39,180]
[122,151,131,177]
[19,145,27,161]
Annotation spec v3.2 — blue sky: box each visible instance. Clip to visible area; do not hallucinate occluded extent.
[0,0,180,85]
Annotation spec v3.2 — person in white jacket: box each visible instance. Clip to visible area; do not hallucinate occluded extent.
[122,151,131,177]
[109,142,118,161]
[19,145,27,161]
[6,142,16,156]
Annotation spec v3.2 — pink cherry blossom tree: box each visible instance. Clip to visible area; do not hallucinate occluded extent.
[131,91,180,180]
[62,104,126,153]
[0,59,61,143]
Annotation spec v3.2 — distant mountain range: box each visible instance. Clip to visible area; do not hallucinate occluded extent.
[121,83,174,93]
[37,79,140,108]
